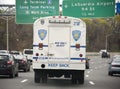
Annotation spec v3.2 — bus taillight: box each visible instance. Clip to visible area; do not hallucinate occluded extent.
[36,53,39,56]
[79,54,83,57]
[39,43,43,49]
[76,44,80,49]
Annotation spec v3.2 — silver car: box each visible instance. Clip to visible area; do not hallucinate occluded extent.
[108,56,120,76]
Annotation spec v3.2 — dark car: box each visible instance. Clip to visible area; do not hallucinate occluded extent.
[0,53,19,78]
[101,52,110,58]
[16,55,31,72]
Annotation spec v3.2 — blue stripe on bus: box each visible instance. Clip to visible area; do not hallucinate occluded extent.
[33,57,38,59]
[33,45,86,48]
[33,57,85,60]
[71,46,86,48]
[70,58,86,60]
[33,45,48,47]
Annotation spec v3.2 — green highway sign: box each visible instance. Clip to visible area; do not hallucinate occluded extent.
[16,0,59,24]
[62,0,115,18]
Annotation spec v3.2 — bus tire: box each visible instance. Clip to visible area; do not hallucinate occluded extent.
[34,70,40,83]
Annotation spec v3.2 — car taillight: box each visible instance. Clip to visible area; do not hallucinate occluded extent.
[39,43,43,49]
[21,60,26,64]
[7,60,13,65]
[112,65,120,67]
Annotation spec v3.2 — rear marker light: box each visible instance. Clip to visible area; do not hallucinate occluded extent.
[21,59,26,64]
[36,53,39,56]
[39,43,43,50]
[64,16,67,18]
[79,54,83,57]
[76,44,80,51]
[35,53,39,61]
[59,16,61,18]
[76,44,80,48]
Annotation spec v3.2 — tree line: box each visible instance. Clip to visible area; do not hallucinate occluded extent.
[0,15,120,52]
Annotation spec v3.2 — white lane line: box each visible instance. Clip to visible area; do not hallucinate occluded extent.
[89,81,95,85]
[87,71,90,73]
[85,75,89,78]
[21,79,28,83]
[90,69,93,71]
[95,67,98,69]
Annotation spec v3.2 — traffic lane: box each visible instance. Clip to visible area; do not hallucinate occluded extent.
[20,71,95,89]
[17,57,110,89]
[0,70,34,89]
[18,77,95,89]
[0,56,120,89]
[86,65,120,89]
[86,56,120,89]
[89,56,110,69]
[0,72,95,89]
[0,69,100,89]
[0,76,23,89]
[20,70,120,89]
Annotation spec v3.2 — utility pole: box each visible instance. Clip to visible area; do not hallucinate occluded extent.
[106,34,112,51]
[0,5,15,51]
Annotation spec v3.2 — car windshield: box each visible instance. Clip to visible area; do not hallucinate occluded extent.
[24,50,33,55]
[0,55,9,60]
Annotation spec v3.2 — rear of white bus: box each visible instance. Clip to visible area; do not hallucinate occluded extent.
[33,16,86,84]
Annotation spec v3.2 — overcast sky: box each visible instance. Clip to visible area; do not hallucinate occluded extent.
[0,0,120,5]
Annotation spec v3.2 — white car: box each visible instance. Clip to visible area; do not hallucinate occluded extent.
[10,51,24,64]
[10,51,23,59]
[99,49,107,54]
[0,50,9,54]
[23,49,33,64]
[10,51,31,72]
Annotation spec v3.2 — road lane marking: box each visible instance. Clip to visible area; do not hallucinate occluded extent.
[90,69,93,71]
[85,75,89,78]
[21,79,28,83]
[95,67,98,69]
[89,81,95,85]
[87,71,90,73]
